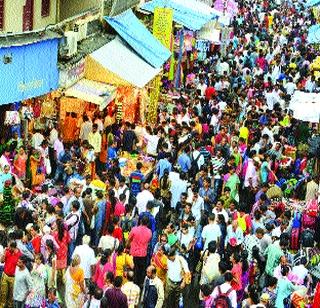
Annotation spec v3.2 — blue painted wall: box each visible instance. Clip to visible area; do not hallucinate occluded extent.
[0,38,59,105]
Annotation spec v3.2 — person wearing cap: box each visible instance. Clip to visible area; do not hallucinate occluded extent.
[72,235,96,286]
[225,220,244,252]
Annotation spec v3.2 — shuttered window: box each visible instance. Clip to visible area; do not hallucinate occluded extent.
[41,0,50,17]
[0,0,4,30]
[23,0,34,31]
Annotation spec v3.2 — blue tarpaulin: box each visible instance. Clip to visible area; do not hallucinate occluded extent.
[306,0,320,7]
[141,0,218,31]
[307,24,320,43]
[0,38,59,105]
[105,9,170,68]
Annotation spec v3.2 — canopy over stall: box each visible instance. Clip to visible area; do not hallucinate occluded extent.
[85,37,161,88]
[105,9,170,68]
[307,24,320,44]
[306,0,320,7]
[141,0,219,31]
[64,79,117,111]
[289,91,320,123]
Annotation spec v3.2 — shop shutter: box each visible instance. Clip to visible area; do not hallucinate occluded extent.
[41,0,50,17]
[0,0,4,30]
[23,0,34,31]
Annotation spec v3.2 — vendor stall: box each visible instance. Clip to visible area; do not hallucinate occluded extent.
[119,152,155,178]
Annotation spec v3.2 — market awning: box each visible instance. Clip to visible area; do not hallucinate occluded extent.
[306,0,320,7]
[141,0,219,31]
[214,0,238,17]
[307,24,320,44]
[289,91,320,123]
[64,79,117,111]
[104,9,170,68]
[86,37,161,88]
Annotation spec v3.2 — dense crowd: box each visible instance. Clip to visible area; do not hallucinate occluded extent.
[0,0,320,307]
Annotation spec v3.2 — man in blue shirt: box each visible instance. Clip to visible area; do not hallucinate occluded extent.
[177,148,191,173]
[156,153,172,179]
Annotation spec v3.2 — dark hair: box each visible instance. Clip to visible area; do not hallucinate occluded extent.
[141,215,150,226]
[108,189,117,215]
[71,200,80,211]
[19,255,28,264]
[281,265,290,276]
[267,276,278,287]
[46,239,55,252]
[15,229,24,240]
[208,241,217,253]
[94,287,103,300]
[200,284,212,297]
[106,271,114,283]
[56,219,65,242]
[224,272,233,282]
[114,276,123,288]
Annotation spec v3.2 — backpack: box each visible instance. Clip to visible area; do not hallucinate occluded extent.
[301,229,315,248]
[65,213,80,231]
[189,153,201,178]
[215,286,233,308]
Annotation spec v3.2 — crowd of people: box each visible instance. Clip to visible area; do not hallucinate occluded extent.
[0,0,320,307]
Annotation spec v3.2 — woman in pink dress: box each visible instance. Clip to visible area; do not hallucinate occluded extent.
[93,249,114,289]
[13,147,27,180]
[53,219,70,300]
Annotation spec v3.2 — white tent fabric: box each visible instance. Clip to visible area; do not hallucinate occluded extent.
[64,79,117,111]
[289,91,320,123]
[90,37,161,88]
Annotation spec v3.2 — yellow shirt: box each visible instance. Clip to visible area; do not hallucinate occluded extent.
[239,126,249,143]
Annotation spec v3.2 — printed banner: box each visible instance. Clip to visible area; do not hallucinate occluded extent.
[153,7,173,49]
[148,8,173,124]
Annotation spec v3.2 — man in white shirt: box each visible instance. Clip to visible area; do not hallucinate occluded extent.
[31,131,44,149]
[211,272,237,308]
[165,249,190,307]
[98,225,119,252]
[284,77,297,96]
[144,129,160,157]
[136,184,154,215]
[201,213,221,250]
[72,235,96,283]
[141,266,164,308]
[188,188,204,223]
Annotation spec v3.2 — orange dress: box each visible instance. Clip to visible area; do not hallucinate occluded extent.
[30,155,45,186]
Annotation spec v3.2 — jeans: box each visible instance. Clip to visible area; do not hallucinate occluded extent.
[68,239,76,264]
[54,165,66,183]
[13,301,24,308]
[213,179,223,203]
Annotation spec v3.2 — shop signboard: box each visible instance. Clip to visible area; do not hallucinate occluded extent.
[59,58,85,89]
[148,7,173,124]
[0,38,59,105]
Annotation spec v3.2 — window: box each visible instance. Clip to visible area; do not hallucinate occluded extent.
[41,0,50,17]
[23,0,34,31]
[0,0,4,31]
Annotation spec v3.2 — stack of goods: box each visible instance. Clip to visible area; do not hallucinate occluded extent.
[119,152,155,178]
